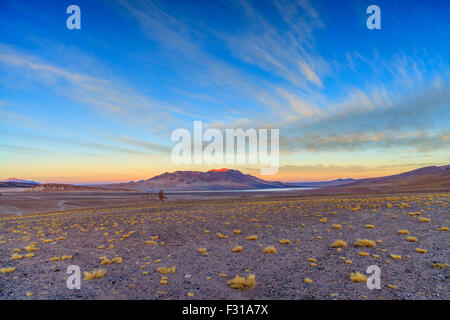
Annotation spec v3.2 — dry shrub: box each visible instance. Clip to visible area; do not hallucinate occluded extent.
[332,224,342,230]
[415,248,427,253]
[246,235,258,241]
[437,227,448,231]
[350,272,367,282]
[330,240,347,248]
[407,237,417,242]
[100,257,112,265]
[397,230,409,235]
[227,274,256,289]
[112,257,123,263]
[232,246,243,253]
[354,239,375,247]
[157,266,176,274]
[0,267,16,274]
[84,269,106,280]
[233,230,241,235]
[365,225,375,229]
[263,246,277,254]
[431,263,446,269]
[279,239,291,244]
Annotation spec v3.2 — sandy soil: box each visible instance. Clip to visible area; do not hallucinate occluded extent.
[0,192,448,300]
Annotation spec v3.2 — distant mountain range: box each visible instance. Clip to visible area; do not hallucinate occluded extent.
[0,177,40,188]
[1,177,40,184]
[2,165,449,193]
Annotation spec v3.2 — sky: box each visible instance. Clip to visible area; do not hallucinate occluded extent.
[0,0,449,183]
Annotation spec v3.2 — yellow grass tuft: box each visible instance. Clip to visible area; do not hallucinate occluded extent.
[330,240,347,248]
[61,255,72,261]
[233,230,241,235]
[332,224,342,229]
[279,239,291,244]
[365,224,375,229]
[187,292,194,297]
[84,269,106,280]
[437,227,448,231]
[390,254,402,260]
[319,218,328,223]
[350,272,367,282]
[0,267,16,274]
[11,253,23,260]
[407,236,417,242]
[263,246,277,254]
[304,278,313,284]
[232,246,243,253]
[24,245,39,252]
[227,274,256,289]
[397,230,409,235]
[246,235,258,241]
[157,266,176,274]
[359,252,369,256]
[99,256,114,264]
[387,284,397,289]
[431,263,446,269]
[198,248,207,254]
[24,253,34,258]
[415,248,427,253]
[354,239,376,247]
[418,217,430,222]
[112,257,123,264]
[216,232,229,239]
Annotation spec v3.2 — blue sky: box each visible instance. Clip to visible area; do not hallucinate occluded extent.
[0,0,449,183]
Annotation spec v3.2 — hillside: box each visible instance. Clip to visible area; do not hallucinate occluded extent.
[325,165,450,193]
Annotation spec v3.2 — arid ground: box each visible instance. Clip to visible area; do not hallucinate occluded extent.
[0,191,448,299]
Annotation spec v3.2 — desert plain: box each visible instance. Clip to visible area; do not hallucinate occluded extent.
[0,190,448,300]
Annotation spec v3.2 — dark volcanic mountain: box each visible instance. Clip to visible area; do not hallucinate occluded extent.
[99,169,291,191]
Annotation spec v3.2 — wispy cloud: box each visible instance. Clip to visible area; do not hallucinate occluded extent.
[0,44,183,131]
